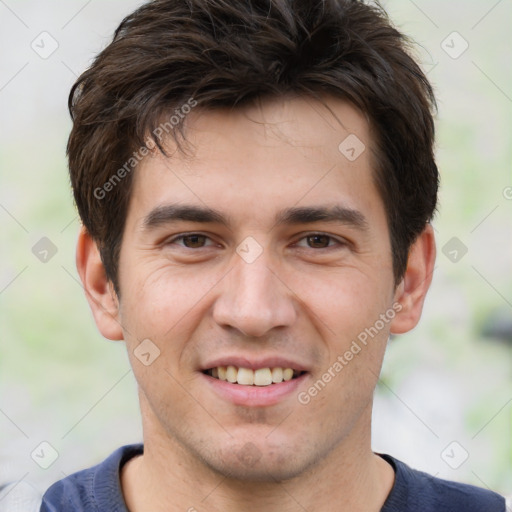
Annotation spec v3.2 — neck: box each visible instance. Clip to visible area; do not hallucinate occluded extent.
[121,401,394,512]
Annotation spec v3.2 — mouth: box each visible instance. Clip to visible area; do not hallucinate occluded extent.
[203,366,307,386]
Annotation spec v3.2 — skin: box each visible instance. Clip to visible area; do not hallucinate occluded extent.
[77,95,436,512]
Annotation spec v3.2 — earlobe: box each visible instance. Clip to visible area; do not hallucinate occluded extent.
[390,224,436,334]
[76,227,124,341]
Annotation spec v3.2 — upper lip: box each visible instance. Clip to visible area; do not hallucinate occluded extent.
[201,355,310,372]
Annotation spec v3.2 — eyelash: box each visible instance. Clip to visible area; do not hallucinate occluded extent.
[166,232,346,250]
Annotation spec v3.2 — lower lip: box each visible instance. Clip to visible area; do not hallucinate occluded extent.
[201,372,308,407]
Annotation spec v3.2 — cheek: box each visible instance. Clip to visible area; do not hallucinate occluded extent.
[118,262,224,347]
[288,266,393,404]
[289,266,393,339]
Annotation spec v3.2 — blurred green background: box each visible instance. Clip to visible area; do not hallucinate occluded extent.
[1,0,511,501]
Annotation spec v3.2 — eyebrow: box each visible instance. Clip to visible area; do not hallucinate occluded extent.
[142,203,369,232]
[143,204,228,229]
[274,205,368,231]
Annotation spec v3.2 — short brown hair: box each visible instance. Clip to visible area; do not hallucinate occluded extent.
[68,0,438,293]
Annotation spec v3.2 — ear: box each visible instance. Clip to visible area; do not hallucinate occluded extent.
[390,224,436,334]
[76,227,124,341]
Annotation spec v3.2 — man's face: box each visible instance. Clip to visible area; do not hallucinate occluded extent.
[116,96,399,480]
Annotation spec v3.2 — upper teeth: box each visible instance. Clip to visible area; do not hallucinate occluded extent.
[210,366,297,386]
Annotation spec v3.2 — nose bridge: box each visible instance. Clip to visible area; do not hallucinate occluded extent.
[234,254,275,305]
[212,249,296,337]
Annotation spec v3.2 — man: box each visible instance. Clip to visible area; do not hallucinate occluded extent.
[39,0,505,510]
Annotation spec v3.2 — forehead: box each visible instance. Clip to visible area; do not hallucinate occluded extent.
[127,95,384,230]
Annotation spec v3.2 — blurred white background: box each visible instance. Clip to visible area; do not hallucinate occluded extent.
[1,0,511,505]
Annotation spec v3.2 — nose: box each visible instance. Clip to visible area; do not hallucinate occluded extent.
[212,251,297,338]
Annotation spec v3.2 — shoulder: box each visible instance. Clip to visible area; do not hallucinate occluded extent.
[40,444,143,512]
[381,454,506,512]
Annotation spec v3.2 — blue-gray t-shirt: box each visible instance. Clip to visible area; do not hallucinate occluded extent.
[39,444,505,511]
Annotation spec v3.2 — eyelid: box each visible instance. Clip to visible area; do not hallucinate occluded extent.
[293,232,348,249]
[165,232,219,248]
[163,231,348,250]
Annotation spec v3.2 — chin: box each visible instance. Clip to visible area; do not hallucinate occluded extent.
[201,439,322,483]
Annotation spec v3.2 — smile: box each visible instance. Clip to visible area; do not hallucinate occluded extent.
[204,366,305,386]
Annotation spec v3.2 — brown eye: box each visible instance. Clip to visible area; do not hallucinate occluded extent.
[306,234,331,248]
[181,234,208,248]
